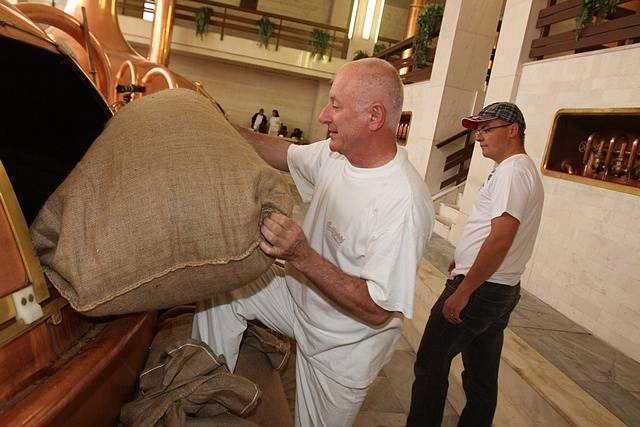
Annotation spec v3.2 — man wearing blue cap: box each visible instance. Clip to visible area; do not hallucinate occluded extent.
[407,102,544,427]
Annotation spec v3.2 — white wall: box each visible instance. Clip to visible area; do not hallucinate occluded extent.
[515,44,640,362]
[379,4,408,42]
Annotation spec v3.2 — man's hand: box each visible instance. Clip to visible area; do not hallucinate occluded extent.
[260,211,311,268]
[442,289,469,324]
[447,260,456,274]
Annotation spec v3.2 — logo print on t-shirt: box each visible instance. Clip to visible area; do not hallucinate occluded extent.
[326,221,345,246]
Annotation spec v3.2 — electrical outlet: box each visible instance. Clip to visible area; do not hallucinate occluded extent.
[11,285,43,325]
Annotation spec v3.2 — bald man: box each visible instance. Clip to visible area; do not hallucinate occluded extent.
[193,58,434,426]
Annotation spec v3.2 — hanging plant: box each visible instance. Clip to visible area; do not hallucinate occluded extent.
[195,7,214,40]
[257,16,275,49]
[575,0,620,40]
[310,29,331,59]
[412,3,444,68]
[352,49,369,60]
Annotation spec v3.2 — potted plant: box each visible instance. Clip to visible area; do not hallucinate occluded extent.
[373,41,387,55]
[575,0,620,40]
[195,7,214,40]
[352,49,369,60]
[257,16,275,49]
[412,3,443,68]
[310,29,331,59]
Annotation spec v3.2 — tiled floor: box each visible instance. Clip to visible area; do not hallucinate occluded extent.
[354,333,460,427]
[355,234,640,426]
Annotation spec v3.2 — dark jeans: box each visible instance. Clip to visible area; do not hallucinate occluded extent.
[406,275,520,427]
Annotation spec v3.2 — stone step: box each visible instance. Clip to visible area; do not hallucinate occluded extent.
[437,202,459,223]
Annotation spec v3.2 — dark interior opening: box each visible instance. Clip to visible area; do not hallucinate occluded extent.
[0,36,111,224]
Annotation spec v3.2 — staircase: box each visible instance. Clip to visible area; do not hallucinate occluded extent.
[432,184,464,244]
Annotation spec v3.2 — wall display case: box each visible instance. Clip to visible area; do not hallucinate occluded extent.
[541,108,640,196]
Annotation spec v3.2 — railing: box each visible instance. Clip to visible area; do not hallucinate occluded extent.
[118,0,357,59]
[436,129,474,189]
[374,35,436,84]
[530,0,640,60]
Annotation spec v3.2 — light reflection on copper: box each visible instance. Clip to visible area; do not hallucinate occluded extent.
[627,138,639,181]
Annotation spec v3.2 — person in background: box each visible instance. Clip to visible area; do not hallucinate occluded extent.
[268,109,281,136]
[251,108,267,133]
[407,102,544,427]
[193,58,434,426]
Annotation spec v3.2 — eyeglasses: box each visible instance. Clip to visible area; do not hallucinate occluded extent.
[475,123,512,137]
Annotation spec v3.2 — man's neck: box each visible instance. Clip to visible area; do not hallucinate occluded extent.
[349,138,398,168]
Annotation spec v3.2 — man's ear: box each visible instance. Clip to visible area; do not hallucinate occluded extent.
[509,123,519,139]
[369,103,385,131]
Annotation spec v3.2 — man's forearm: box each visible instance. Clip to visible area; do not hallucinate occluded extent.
[235,126,291,171]
[292,249,392,326]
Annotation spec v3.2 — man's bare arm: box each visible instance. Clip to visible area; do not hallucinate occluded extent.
[234,125,291,171]
[444,213,520,323]
[260,212,392,326]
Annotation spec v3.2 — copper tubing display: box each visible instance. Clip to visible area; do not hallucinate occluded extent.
[18,0,196,104]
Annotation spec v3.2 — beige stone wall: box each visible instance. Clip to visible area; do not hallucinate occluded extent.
[515,44,640,362]
[167,52,329,141]
[379,4,408,42]
[257,0,333,24]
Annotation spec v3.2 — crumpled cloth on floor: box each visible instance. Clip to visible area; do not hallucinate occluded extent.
[120,338,260,427]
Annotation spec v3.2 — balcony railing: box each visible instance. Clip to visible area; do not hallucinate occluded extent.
[436,129,474,190]
[374,36,436,84]
[118,0,389,60]
[530,0,640,60]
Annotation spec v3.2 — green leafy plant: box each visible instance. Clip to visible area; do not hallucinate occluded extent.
[373,41,387,55]
[257,16,275,49]
[195,7,214,40]
[412,3,444,68]
[352,49,369,60]
[310,29,331,59]
[575,0,620,40]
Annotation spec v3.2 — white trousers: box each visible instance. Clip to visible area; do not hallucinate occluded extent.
[192,265,368,427]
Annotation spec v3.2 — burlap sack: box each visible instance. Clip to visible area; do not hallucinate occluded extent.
[31,89,292,316]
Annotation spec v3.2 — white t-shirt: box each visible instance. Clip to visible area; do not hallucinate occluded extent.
[268,116,281,135]
[286,139,434,388]
[453,154,544,285]
[252,114,264,131]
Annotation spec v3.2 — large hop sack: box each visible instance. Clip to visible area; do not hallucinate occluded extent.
[31,89,292,316]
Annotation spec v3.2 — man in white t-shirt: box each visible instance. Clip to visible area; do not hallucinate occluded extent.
[407,102,544,427]
[193,58,434,426]
[251,108,266,133]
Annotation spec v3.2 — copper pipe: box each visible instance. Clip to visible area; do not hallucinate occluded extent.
[148,0,176,66]
[583,132,600,166]
[80,6,96,85]
[603,135,625,179]
[62,0,141,58]
[140,66,178,90]
[627,138,639,180]
[609,135,628,178]
[560,160,576,175]
[404,0,427,39]
[589,137,607,177]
